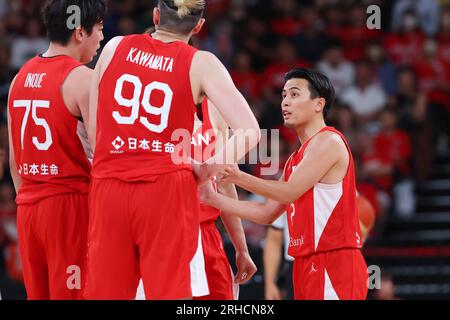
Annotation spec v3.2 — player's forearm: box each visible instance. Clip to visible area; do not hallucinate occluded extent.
[234,172,297,204]
[207,192,276,225]
[218,182,249,253]
[263,234,282,286]
[221,214,249,253]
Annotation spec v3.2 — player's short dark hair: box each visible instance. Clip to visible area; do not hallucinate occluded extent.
[284,68,336,118]
[41,0,107,45]
[158,0,205,35]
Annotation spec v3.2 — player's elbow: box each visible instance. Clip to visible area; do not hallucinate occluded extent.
[277,191,298,205]
[241,121,261,151]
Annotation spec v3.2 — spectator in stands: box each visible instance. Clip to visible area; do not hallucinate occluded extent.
[270,0,302,37]
[391,67,430,181]
[340,60,387,126]
[230,51,261,103]
[391,0,441,36]
[375,109,415,218]
[384,9,425,65]
[366,42,398,97]
[327,103,358,152]
[293,5,330,64]
[413,37,450,153]
[317,40,355,98]
[9,18,48,72]
[334,4,383,62]
[437,7,450,64]
[357,129,392,234]
[116,16,136,36]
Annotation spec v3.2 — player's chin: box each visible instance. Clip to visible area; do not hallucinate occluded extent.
[283,120,295,128]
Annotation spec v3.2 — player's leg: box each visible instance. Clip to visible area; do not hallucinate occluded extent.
[194,221,235,300]
[43,193,89,299]
[16,204,50,299]
[84,179,140,299]
[137,170,200,300]
[324,249,368,300]
[292,255,325,300]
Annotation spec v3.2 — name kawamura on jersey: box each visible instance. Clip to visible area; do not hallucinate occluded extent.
[126,48,174,73]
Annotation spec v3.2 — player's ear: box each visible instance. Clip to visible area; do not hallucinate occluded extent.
[153,7,161,26]
[192,18,205,35]
[315,97,326,114]
[73,27,83,43]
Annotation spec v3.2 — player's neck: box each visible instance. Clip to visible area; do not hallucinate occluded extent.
[295,119,327,145]
[151,29,190,44]
[42,43,80,61]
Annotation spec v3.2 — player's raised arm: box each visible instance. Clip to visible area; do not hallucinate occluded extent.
[88,36,124,150]
[190,51,261,178]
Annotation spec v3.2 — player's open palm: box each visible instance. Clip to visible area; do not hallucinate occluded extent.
[234,251,257,285]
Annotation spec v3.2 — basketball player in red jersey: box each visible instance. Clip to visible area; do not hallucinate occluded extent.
[135,99,257,300]
[7,0,105,299]
[192,99,257,299]
[85,0,260,300]
[202,68,368,300]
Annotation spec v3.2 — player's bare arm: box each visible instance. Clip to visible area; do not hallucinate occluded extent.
[209,99,257,284]
[62,66,93,124]
[219,131,349,204]
[264,227,283,300]
[200,181,285,225]
[88,36,124,150]
[7,75,21,192]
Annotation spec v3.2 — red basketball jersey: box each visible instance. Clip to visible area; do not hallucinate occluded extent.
[92,34,198,181]
[284,126,362,257]
[191,99,220,223]
[8,55,91,205]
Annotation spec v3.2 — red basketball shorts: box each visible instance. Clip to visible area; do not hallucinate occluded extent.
[17,192,89,300]
[84,170,200,300]
[193,220,237,300]
[293,248,368,300]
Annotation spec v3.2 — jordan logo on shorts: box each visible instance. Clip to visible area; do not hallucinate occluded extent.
[310,262,318,273]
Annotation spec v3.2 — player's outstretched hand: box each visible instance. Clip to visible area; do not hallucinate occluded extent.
[234,251,257,285]
[217,164,242,184]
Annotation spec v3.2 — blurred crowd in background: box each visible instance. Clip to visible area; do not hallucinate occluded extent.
[0,0,449,299]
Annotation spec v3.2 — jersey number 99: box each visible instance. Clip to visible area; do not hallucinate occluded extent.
[113,74,173,134]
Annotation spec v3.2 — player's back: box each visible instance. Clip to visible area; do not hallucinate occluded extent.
[8,55,91,205]
[92,34,198,181]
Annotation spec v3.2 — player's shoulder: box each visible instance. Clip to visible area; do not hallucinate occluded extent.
[106,36,125,50]
[64,65,93,89]
[99,36,125,60]
[192,50,221,68]
[309,130,346,154]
